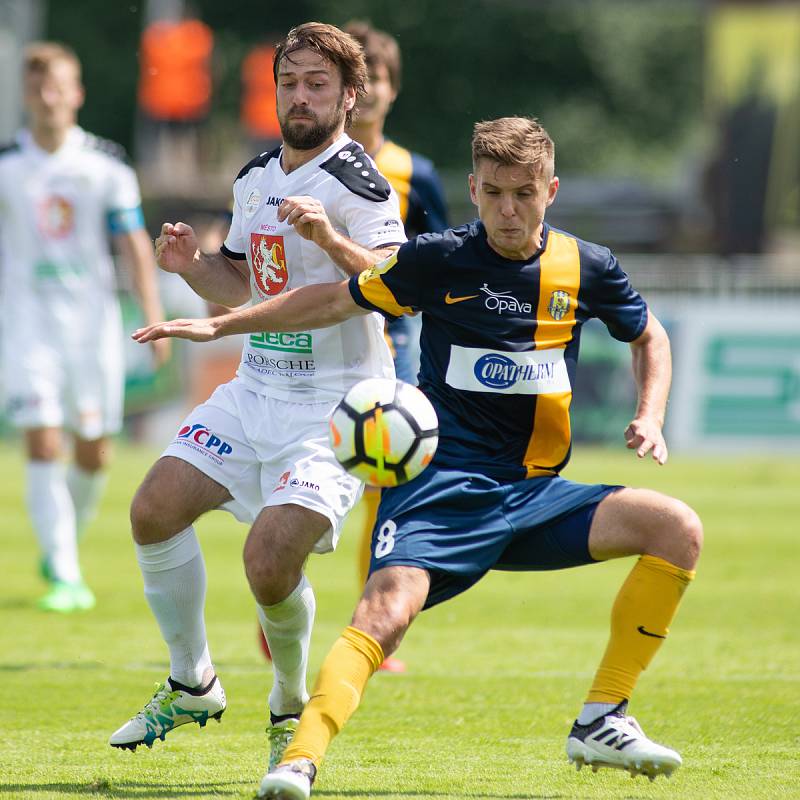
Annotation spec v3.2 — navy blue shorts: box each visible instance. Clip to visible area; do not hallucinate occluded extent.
[368,467,621,609]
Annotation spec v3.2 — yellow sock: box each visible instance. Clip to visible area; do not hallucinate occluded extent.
[587,554,695,703]
[281,626,384,767]
[357,489,381,587]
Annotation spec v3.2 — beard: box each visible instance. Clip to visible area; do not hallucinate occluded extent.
[279,94,346,150]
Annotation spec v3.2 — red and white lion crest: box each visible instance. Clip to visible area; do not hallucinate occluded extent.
[251,233,288,296]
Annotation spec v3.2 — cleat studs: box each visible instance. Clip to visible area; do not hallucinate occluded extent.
[592,765,599,773]
[576,762,582,772]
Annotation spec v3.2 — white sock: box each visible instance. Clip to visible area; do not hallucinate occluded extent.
[257,574,315,716]
[26,460,81,584]
[578,701,621,726]
[135,526,212,688]
[67,464,107,540]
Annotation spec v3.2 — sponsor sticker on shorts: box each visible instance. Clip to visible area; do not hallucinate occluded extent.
[174,423,234,465]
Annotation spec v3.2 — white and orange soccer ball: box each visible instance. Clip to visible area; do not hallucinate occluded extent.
[329,378,439,488]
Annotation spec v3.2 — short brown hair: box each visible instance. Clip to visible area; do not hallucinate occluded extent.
[273,22,366,127]
[472,117,555,180]
[23,41,82,80]
[343,21,401,93]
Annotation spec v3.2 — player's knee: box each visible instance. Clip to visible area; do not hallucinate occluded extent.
[653,497,703,569]
[129,483,174,544]
[675,500,703,563]
[242,542,301,605]
[352,593,415,655]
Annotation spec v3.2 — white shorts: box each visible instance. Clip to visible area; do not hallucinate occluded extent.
[161,377,363,554]
[2,319,124,439]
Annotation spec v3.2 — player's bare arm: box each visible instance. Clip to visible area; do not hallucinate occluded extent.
[278,195,398,276]
[133,279,365,344]
[155,221,251,307]
[625,310,672,464]
[116,228,171,367]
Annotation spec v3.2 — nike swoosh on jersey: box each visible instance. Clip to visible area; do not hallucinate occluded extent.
[445,292,479,304]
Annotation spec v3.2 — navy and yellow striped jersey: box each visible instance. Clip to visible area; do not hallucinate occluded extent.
[373,140,448,236]
[348,220,648,482]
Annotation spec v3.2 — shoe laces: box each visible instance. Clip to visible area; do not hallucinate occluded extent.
[608,713,645,739]
[135,682,180,722]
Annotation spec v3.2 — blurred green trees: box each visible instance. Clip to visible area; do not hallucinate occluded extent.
[46,0,704,179]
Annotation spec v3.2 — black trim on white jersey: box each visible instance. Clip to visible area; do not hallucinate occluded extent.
[237,146,281,181]
[320,143,392,202]
[0,141,21,159]
[220,244,247,260]
[82,133,130,164]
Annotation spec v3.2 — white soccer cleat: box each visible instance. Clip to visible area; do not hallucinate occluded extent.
[257,758,316,799]
[566,701,682,781]
[109,676,226,751]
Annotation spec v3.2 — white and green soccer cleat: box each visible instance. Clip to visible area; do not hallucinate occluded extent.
[268,716,300,771]
[566,700,682,781]
[257,758,316,799]
[109,676,226,751]
[37,580,95,612]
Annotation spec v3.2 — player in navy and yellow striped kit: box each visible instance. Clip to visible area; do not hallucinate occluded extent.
[135,117,703,798]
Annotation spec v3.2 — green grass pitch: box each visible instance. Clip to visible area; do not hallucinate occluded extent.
[2,444,798,799]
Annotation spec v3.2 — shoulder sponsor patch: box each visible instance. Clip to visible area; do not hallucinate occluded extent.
[321,143,392,202]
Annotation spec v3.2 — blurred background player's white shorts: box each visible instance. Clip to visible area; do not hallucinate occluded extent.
[161,377,364,553]
[2,326,125,440]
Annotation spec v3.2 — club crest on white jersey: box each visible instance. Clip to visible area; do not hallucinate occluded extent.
[250,233,287,297]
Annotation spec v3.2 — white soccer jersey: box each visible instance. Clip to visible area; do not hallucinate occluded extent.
[222,133,404,402]
[0,126,142,340]
[0,126,144,435]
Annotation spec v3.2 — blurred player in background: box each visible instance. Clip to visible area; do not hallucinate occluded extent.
[0,42,168,613]
[109,22,405,773]
[133,117,704,798]
[345,21,449,671]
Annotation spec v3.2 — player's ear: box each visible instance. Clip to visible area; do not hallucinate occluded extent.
[546,176,559,207]
[468,173,478,206]
[343,85,357,113]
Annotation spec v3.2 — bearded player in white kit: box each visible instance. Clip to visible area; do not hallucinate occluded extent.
[109,23,404,768]
[0,42,168,614]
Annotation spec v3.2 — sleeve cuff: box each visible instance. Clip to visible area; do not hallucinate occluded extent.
[220,243,247,260]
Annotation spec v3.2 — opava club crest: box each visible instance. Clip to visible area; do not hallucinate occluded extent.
[251,233,288,296]
[548,290,571,321]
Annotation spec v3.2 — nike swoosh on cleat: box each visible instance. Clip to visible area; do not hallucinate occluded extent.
[444,292,479,304]
[637,625,666,639]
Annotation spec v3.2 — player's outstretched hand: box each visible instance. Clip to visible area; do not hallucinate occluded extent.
[278,196,336,248]
[155,222,199,273]
[624,417,668,465]
[133,317,218,343]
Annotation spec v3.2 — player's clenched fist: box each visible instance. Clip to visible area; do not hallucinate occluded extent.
[278,196,337,248]
[154,222,199,273]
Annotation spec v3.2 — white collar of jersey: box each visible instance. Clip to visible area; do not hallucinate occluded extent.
[278,132,355,178]
[20,125,84,156]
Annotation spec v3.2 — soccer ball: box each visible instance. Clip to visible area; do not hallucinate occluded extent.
[329,378,439,487]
